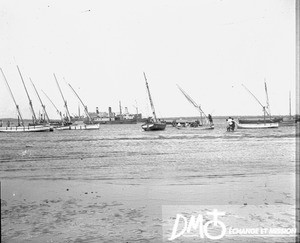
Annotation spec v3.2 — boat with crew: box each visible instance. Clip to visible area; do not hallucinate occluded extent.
[141,72,166,131]
[176,85,214,129]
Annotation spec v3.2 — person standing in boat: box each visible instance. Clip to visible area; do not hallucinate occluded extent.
[208,114,213,125]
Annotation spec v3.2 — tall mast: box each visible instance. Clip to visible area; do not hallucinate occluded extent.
[0,68,24,125]
[242,84,270,117]
[68,83,93,123]
[17,66,37,123]
[143,72,158,122]
[41,90,63,121]
[30,78,50,123]
[119,101,122,116]
[289,91,292,119]
[133,100,139,115]
[53,73,71,122]
[264,80,271,117]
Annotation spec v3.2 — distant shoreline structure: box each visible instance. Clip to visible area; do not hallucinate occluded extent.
[163,114,300,120]
[1,114,299,125]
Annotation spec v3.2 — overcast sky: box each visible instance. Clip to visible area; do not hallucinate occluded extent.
[0,0,296,119]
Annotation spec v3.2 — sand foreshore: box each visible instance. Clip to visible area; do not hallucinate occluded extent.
[1,173,297,242]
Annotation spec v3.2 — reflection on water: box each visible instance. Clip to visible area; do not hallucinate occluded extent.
[0,119,296,183]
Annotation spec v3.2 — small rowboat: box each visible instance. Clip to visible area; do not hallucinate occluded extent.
[141,122,166,131]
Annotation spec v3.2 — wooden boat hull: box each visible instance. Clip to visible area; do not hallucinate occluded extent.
[0,125,53,132]
[238,118,282,124]
[55,124,100,130]
[236,123,279,129]
[141,122,166,131]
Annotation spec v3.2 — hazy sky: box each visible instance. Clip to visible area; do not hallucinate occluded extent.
[0,0,296,119]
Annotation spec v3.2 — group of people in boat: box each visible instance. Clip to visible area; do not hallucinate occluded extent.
[171,114,236,131]
[171,114,214,128]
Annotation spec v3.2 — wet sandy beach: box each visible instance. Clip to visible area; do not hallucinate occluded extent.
[1,172,296,242]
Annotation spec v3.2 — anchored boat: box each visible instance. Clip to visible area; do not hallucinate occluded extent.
[53,74,99,130]
[236,82,279,129]
[55,123,99,130]
[0,67,52,132]
[0,124,52,132]
[141,72,166,131]
[236,123,279,129]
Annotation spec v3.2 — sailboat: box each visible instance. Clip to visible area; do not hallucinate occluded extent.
[67,82,100,130]
[141,72,166,131]
[176,85,214,129]
[41,89,71,127]
[236,82,279,129]
[0,67,52,132]
[53,74,99,130]
[30,78,51,124]
[281,91,297,126]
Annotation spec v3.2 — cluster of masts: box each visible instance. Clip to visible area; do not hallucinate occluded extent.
[1,66,291,131]
[0,66,93,126]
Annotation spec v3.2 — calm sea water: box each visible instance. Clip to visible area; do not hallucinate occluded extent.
[0,118,297,184]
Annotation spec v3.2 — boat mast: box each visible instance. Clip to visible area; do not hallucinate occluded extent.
[41,90,64,121]
[264,80,271,118]
[289,91,292,120]
[119,101,123,119]
[30,78,50,123]
[176,84,207,125]
[133,100,139,116]
[241,84,270,118]
[17,66,37,124]
[54,73,71,122]
[0,68,24,126]
[78,103,80,118]
[143,72,158,122]
[68,83,93,123]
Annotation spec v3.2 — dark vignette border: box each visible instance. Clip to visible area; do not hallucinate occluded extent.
[296,1,299,242]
